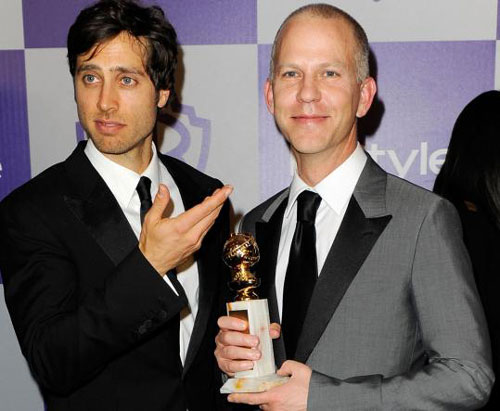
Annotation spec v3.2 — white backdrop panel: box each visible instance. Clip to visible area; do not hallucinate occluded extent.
[0,287,44,411]
[258,0,498,43]
[0,0,24,50]
[25,48,80,176]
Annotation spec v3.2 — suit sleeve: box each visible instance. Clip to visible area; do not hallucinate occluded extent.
[307,198,494,410]
[0,196,188,396]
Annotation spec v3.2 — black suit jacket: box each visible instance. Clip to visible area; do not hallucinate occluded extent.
[0,142,230,411]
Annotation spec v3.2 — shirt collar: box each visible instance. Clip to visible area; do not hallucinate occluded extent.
[84,139,161,209]
[285,143,367,218]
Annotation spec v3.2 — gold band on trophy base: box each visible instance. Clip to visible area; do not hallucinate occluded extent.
[220,233,289,394]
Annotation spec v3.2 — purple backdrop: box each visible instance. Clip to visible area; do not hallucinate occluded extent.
[159,0,256,45]
[0,50,31,284]
[23,0,94,48]
[369,41,495,188]
[498,0,500,39]
[0,50,31,201]
[258,41,496,199]
[258,45,292,201]
[23,0,256,47]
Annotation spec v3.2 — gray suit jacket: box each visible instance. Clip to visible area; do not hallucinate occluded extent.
[241,155,493,410]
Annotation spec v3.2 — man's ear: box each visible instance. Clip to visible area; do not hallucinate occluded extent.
[356,77,377,118]
[157,89,170,109]
[264,78,275,115]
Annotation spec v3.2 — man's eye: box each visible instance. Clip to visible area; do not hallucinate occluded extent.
[282,71,298,78]
[83,74,97,83]
[121,77,135,85]
[324,70,338,77]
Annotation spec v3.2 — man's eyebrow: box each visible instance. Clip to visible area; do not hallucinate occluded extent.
[76,64,146,76]
[112,66,147,76]
[276,62,346,72]
[276,63,300,70]
[76,63,101,73]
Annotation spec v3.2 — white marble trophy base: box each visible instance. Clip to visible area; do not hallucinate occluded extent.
[220,373,289,393]
[220,299,289,393]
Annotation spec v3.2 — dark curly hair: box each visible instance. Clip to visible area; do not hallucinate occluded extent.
[67,0,177,99]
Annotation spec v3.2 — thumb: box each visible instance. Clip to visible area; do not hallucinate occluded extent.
[277,360,295,377]
[146,184,170,223]
[269,322,281,339]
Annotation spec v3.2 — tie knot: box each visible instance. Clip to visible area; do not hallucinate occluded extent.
[136,176,152,203]
[296,190,321,222]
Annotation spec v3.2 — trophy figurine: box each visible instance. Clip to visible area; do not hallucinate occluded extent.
[220,233,289,393]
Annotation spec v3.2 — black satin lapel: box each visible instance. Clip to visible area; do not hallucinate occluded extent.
[64,180,138,266]
[255,198,287,367]
[160,156,200,211]
[162,156,220,375]
[294,197,392,363]
[182,228,219,375]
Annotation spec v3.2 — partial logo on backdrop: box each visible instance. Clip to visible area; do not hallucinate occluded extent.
[75,122,85,143]
[366,142,447,179]
[365,40,495,189]
[157,102,211,172]
[257,40,495,197]
[74,102,211,172]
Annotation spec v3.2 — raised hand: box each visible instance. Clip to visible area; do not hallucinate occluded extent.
[139,184,232,276]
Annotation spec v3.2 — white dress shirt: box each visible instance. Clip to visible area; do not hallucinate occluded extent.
[84,139,198,365]
[275,144,367,318]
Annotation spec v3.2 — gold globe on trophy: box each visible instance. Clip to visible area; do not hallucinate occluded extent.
[220,233,289,393]
[223,233,260,301]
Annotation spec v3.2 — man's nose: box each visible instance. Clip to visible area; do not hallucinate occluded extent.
[97,82,118,113]
[297,75,321,103]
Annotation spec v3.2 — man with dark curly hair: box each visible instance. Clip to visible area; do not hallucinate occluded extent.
[0,1,232,410]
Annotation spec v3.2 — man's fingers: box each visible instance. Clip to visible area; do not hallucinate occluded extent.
[218,343,261,361]
[177,185,232,227]
[228,392,269,405]
[217,330,259,348]
[145,184,171,223]
[217,315,248,331]
[187,203,224,240]
[220,357,255,374]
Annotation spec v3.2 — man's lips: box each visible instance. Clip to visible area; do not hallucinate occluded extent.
[292,115,329,123]
[94,120,126,133]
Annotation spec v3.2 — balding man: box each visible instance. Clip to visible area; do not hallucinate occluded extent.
[215,4,493,410]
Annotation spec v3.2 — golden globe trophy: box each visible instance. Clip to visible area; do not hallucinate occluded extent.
[220,233,289,393]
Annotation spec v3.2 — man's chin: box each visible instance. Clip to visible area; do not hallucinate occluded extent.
[89,138,130,156]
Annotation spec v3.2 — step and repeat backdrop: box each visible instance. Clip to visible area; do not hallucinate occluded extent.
[1,0,499,409]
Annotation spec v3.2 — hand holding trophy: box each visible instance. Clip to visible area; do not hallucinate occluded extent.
[220,233,289,393]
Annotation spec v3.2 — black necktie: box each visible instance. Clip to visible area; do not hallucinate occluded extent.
[282,190,322,360]
[136,176,152,226]
[136,176,186,300]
